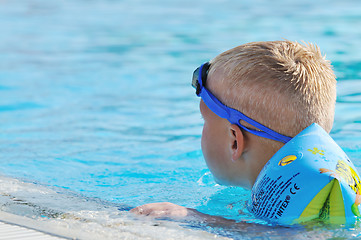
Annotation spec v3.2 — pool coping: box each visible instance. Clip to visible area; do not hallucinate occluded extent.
[0,220,67,240]
[0,211,79,239]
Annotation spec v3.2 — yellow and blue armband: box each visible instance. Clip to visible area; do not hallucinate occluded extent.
[248,123,361,225]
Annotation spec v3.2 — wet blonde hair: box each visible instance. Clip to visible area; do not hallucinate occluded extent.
[209,40,336,147]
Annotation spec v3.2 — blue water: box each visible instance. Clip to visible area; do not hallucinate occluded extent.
[1,0,361,238]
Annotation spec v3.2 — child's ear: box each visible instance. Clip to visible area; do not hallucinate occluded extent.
[230,124,245,162]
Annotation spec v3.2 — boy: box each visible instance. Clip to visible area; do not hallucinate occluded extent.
[131,40,339,223]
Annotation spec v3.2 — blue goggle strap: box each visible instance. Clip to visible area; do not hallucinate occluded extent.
[197,63,292,144]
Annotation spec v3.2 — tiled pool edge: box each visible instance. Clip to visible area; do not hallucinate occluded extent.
[0,220,67,240]
[0,211,80,239]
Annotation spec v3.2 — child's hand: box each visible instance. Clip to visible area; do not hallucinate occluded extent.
[130,202,189,218]
[130,202,258,229]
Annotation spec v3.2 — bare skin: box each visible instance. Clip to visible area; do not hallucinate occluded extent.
[129,202,277,234]
[130,202,247,227]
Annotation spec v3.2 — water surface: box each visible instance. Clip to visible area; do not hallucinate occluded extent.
[1,0,361,239]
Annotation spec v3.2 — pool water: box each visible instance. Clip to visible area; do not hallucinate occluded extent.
[1,0,361,239]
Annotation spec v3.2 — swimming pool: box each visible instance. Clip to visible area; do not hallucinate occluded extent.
[1,0,361,238]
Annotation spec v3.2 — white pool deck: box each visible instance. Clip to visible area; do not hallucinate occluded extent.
[0,211,69,240]
[0,221,67,240]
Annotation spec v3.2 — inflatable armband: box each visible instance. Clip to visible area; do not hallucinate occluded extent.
[248,123,361,225]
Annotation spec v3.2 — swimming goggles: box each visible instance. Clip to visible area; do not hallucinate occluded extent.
[192,62,292,144]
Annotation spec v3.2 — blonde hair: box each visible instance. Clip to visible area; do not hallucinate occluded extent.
[209,40,336,148]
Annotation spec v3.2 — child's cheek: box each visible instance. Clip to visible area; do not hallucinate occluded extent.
[201,123,213,161]
[201,123,216,166]
[200,123,208,157]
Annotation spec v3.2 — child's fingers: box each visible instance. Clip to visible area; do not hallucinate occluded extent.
[130,205,148,215]
[130,202,188,217]
[130,202,172,216]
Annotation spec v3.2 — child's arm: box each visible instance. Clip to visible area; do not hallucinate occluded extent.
[130,202,259,228]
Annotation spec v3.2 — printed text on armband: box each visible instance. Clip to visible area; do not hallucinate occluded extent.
[251,172,301,220]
